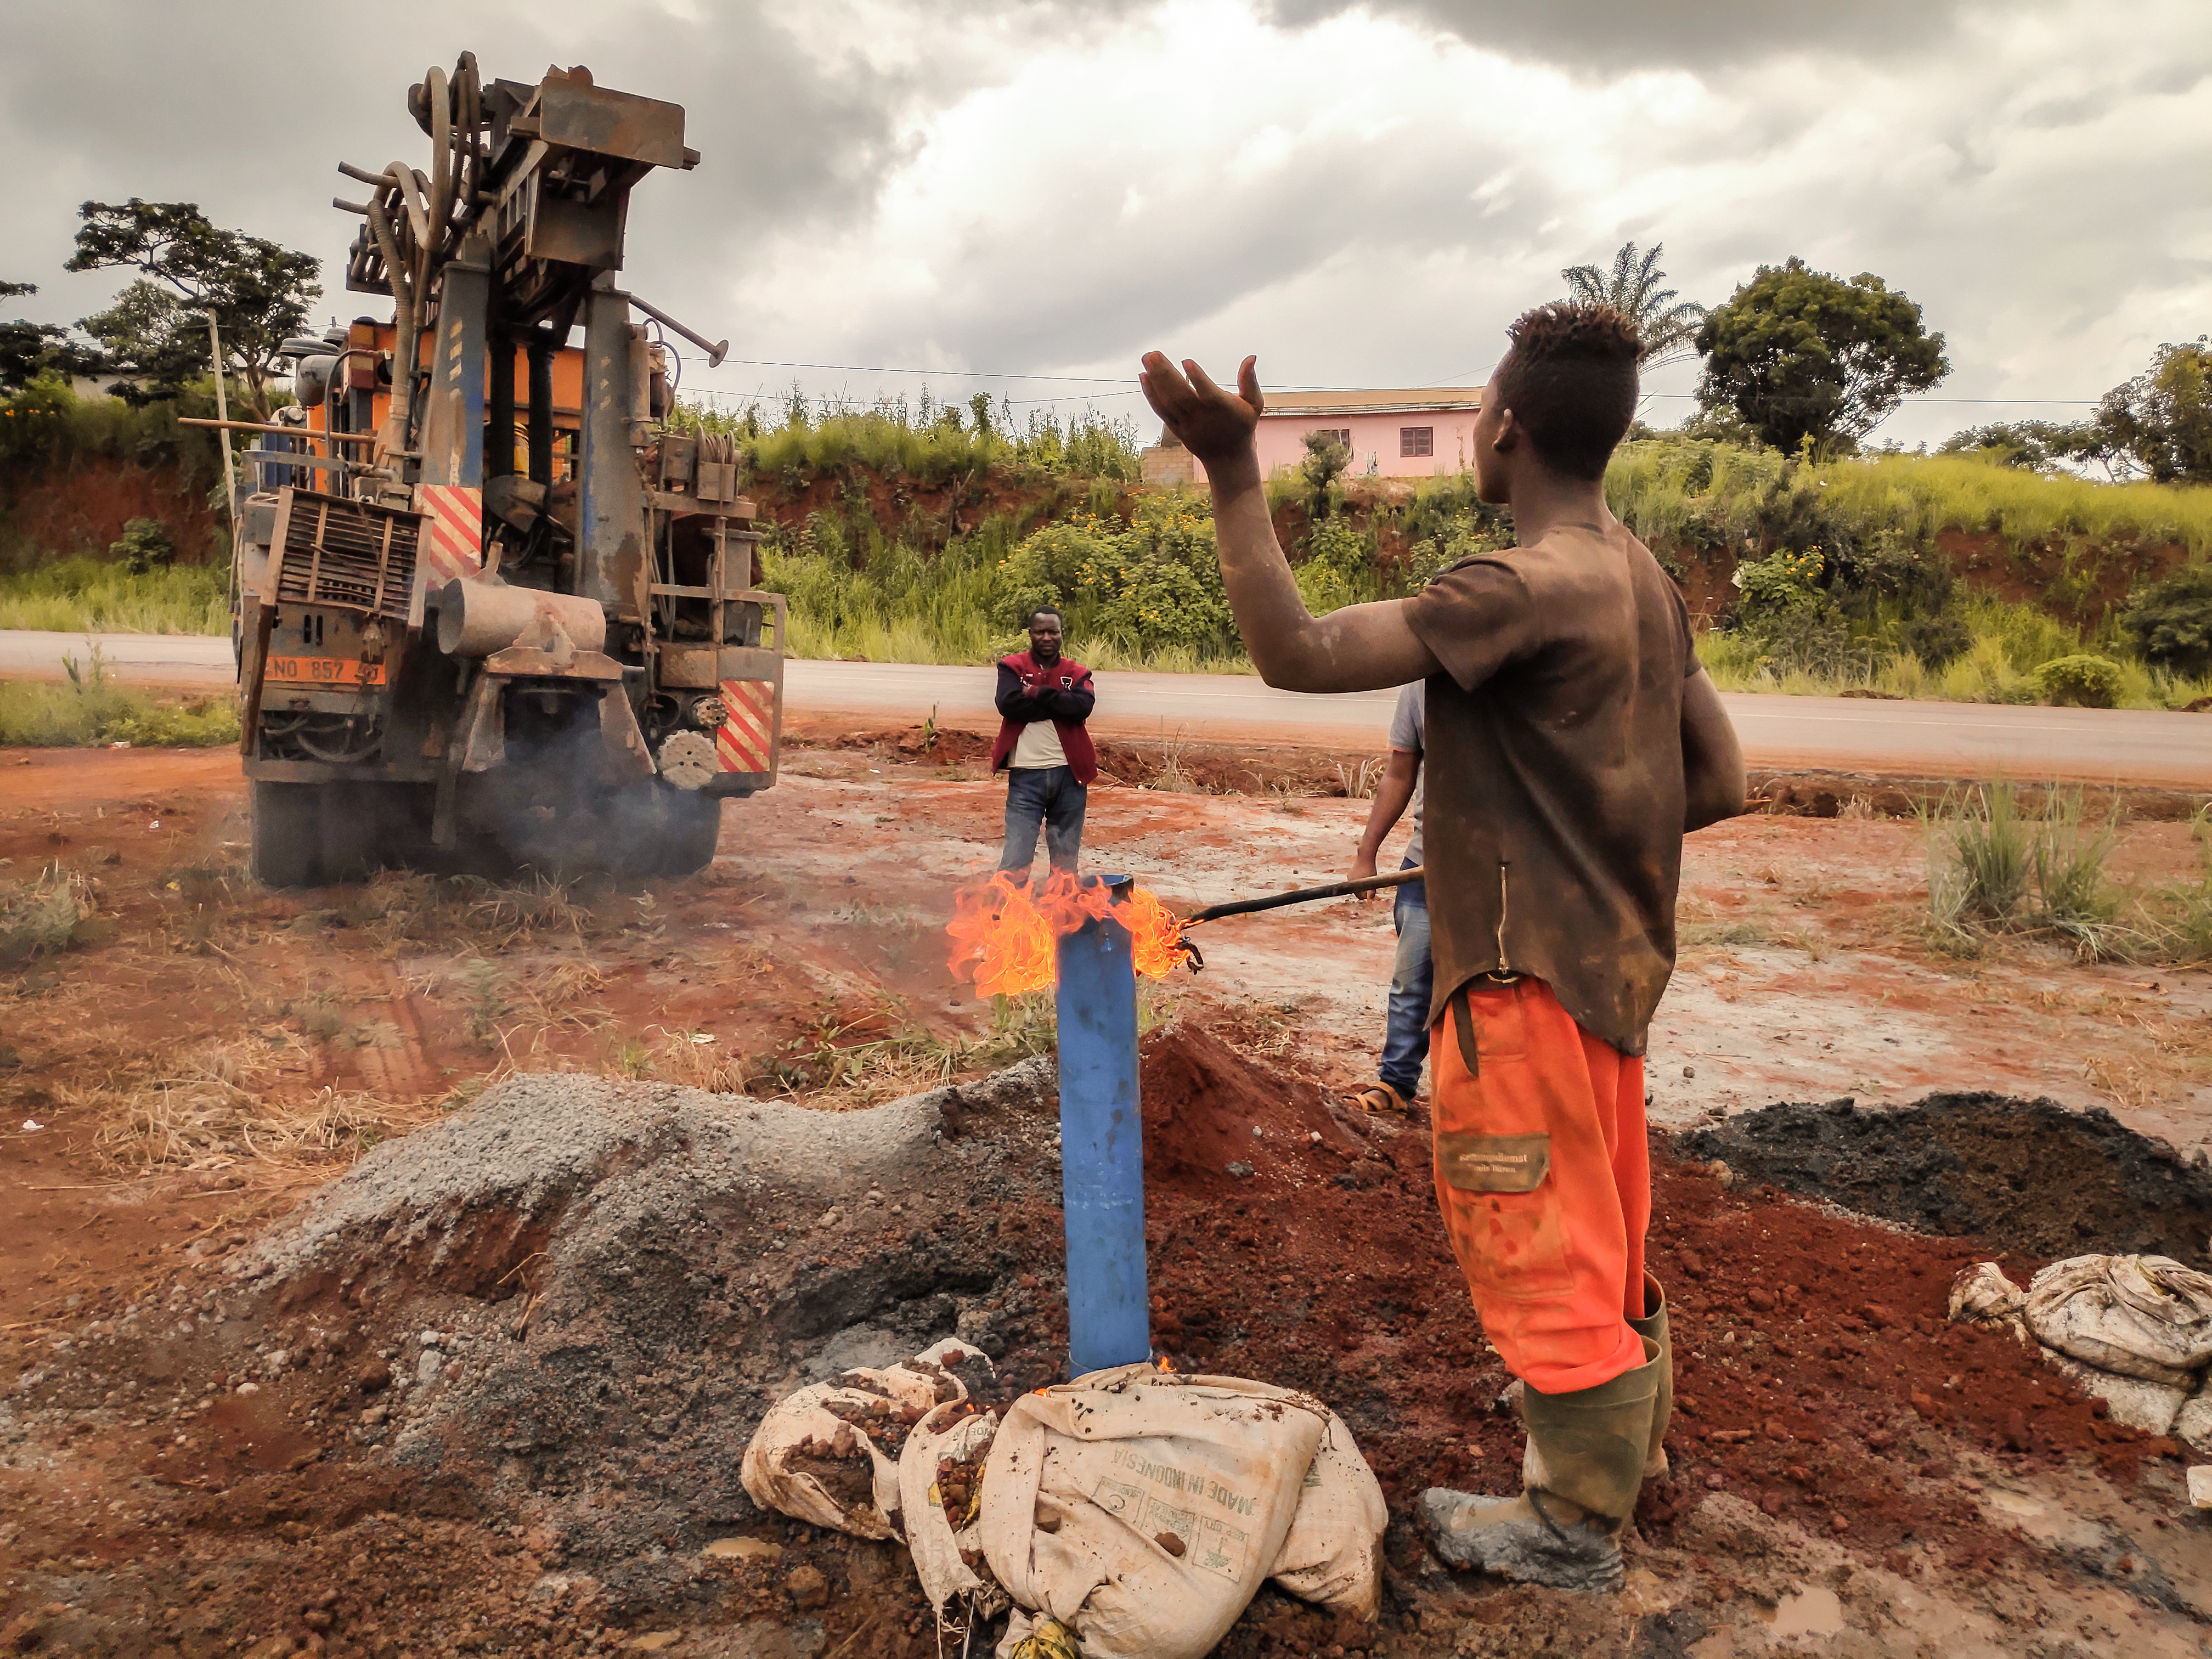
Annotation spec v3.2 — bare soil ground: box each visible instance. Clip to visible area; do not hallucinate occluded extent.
[4,730,2212,1657]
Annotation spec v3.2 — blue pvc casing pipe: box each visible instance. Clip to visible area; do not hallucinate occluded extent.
[1056,874,1150,1374]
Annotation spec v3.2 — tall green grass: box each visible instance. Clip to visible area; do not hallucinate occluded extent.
[675,394,1143,487]
[0,679,237,747]
[1607,439,2212,557]
[0,557,229,634]
[1920,783,2212,963]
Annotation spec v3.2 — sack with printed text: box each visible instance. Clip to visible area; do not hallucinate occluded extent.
[977,1364,1383,1659]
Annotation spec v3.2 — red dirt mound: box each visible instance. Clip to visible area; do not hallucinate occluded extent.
[1139,1020,1366,1190]
[1130,1025,2180,1567]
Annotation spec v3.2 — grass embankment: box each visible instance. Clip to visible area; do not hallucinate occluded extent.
[0,557,229,634]
[1696,599,2212,708]
[1611,444,2212,560]
[7,383,2209,706]
[1609,441,2212,708]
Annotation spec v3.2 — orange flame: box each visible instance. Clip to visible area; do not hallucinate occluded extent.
[946,871,1188,998]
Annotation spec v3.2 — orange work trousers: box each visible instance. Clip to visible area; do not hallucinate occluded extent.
[1429,975,1649,1396]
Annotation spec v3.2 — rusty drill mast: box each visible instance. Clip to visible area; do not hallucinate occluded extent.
[208,54,781,885]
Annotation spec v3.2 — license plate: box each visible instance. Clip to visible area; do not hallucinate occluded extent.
[264,655,386,688]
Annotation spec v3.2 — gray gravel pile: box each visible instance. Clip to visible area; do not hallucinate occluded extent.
[225,1058,1069,1620]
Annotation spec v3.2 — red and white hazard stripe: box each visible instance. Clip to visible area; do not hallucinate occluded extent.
[416,484,484,587]
[716,679,776,774]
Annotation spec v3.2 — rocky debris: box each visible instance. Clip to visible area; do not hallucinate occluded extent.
[783,1564,829,1611]
[199,1058,1065,1622]
[1677,1092,2212,1262]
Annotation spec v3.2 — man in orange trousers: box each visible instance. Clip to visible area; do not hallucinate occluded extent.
[1141,303,1745,1592]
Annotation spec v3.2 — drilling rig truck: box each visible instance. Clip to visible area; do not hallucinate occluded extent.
[201,54,782,886]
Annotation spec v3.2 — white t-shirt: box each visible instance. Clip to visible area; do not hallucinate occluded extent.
[1387,681,1425,866]
[1011,718,1069,770]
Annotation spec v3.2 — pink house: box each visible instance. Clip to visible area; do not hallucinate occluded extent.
[1141,386,1486,484]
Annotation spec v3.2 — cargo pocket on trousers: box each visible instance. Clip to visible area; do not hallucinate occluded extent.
[1436,1132,1575,1301]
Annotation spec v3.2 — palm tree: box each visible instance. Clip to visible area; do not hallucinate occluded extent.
[1561,241,1707,368]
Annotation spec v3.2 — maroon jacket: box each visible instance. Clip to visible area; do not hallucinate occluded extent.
[990,651,1098,785]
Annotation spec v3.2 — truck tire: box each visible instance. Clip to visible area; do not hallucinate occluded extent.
[317,782,384,884]
[651,788,723,877]
[250,781,324,889]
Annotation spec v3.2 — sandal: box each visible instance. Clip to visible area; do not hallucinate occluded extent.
[1350,1081,1412,1117]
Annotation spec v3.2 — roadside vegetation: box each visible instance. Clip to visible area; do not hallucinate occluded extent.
[0,554,227,633]
[4,254,2209,708]
[0,645,235,746]
[1923,784,2212,963]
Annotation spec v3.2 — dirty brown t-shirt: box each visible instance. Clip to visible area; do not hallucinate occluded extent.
[1402,521,1697,1057]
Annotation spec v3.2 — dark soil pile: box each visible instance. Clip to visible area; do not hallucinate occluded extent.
[1676,1093,2212,1262]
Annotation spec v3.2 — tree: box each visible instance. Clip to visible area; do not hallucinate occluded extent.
[2123,563,2212,680]
[65,200,319,420]
[1694,257,1949,453]
[1299,427,1350,521]
[1561,241,1706,366]
[1937,421,2084,472]
[2094,338,2212,484]
[0,280,105,393]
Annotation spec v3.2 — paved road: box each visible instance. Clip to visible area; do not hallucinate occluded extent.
[5,630,2207,787]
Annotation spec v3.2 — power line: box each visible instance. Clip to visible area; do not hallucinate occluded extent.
[677,383,1147,411]
[654,346,2108,410]
[1641,393,2101,405]
[672,352,1131,385]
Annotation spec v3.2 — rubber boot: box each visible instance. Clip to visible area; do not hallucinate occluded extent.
[1419,1337,1660,1594]
[1629,1273,1672,1478]
[1495,1279,1669,1474]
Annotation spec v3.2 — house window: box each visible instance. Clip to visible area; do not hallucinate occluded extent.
[1400,426,1434,459]
[1311,427,1351,451]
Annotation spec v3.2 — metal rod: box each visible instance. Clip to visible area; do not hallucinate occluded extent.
[178,417,377,445]
[1056,874,1150,1375]
[627,294,728,368]
[204,312,240,617]
[1181,865,1425,928]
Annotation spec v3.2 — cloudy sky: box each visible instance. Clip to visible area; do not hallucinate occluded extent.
[2,0,2205,449]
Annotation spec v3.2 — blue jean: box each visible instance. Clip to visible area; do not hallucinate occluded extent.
[1379,868,1432,1098]
[1001,765,1086,875]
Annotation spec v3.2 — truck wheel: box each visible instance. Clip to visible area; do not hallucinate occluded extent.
[250,781,324,889]
[317,782,384,884]
[652,788,723,877]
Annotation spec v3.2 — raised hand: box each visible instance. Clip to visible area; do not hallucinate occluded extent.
[1139,352,1264,468]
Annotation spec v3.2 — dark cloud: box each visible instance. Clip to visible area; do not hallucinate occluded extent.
[0,0,1065,338]
[1257,0,2068,74]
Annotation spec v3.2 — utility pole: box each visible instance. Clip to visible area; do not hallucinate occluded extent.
[205,311,241,607]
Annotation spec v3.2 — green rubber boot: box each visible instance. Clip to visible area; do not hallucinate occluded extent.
[1419,1336,1661,1594]
[1629,1273,1672,1478]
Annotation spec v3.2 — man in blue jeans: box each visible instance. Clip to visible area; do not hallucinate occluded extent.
[1347,681,1427,1115]
[990,607,1098,878]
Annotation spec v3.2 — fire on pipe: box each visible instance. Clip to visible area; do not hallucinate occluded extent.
[947,871,1187,1370]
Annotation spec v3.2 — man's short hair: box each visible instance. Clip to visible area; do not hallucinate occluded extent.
[1493,303,1643,481]
[1029,606,1064,627]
